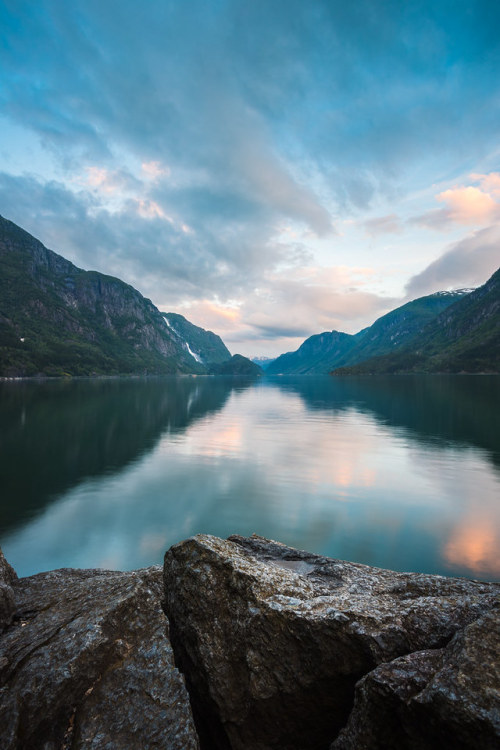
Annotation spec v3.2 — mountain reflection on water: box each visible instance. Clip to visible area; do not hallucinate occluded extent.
[0,377,245,532]
[1,375,499,581]
[271,375,500,468]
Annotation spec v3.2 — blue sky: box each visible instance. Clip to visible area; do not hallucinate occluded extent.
[1,0,499,356]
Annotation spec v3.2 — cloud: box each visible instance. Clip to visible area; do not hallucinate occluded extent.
[77,166,141,196]
[410,208,453,231]
[435,185,500,225]
[405,224,500,298]
[141,161,170,181]
[180,266,398,356]
[0,171,282,303]
[243,274,395,336]
[364,214,402,236]
[0,1,336,237]
[2,1,500,355]
[411,172,500,229]
[2,1,500,222]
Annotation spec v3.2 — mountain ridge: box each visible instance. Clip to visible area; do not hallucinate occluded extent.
[333,267,500,374]
[0,216,257,377]
[267,289,472,375]
[162,312,231,366]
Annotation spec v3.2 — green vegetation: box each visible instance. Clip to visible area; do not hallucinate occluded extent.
[0,215,203,377]
[162,312,231,364]
[266,331,356,375]
[267,290,469,375]
[334,269,500,375]
[208,354,262,376]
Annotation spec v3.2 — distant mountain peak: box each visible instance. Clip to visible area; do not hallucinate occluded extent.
[430,288,476,298]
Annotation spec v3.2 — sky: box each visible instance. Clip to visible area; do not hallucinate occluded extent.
[1,0,499,357]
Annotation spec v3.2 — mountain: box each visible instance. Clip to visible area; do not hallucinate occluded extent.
[340,290,473,366]
[162,312,231,366]
[0,215,205,377]
[0,215,256,377]
[266,331,357,375]
[251,356,276,371]
[267,290,469,375]
[334,268,500,375]
[207,354,263,376]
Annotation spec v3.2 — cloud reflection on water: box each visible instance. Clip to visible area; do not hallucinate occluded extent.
[1,376,499,580]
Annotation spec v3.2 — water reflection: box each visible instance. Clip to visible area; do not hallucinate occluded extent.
[269,375,500,467]
[445,518,500,575]
[0,377,251,533]
[1,375,499,580]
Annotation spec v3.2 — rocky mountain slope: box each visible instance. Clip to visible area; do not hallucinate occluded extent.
[0,216,258,377]
[2,536,498,749]
[162,312,231,366]
[0,215,203,376]
[334,267,500,374]
[267,290,470,375]
[266,330,357,375]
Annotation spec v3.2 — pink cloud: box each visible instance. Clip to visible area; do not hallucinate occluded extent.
[164,266,397,358]
[469,172,500,196]
[141,161,170,181]
[84,167,116,193]
[412,172,500,230]
[436,185,498,224]
[135,199,172,221]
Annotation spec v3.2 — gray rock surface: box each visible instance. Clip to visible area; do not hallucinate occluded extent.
[0,547,17,632]
[0,548,17,586]
[0,563,199,749]
[332,606,500,749]
[163,534,500,750]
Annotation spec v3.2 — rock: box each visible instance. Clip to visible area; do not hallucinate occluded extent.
[0,547,17,632]
[0,565,199,749]
[331,648,445,750]
[0,582,15,634]
[0,548,17,586]
[332,606,500,750]
[163,534,500,750]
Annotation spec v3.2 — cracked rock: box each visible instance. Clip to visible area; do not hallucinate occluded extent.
[0,559,199,749]
[0,548,17,633]
[332,606,500,749]
[163,534,500,750]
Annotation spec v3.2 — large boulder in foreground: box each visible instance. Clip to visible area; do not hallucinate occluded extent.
[163,534,500,750]
[0,561,199,749]
[332,606,500,750]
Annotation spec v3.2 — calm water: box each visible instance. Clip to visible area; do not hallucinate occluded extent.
[1,375,499,581]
